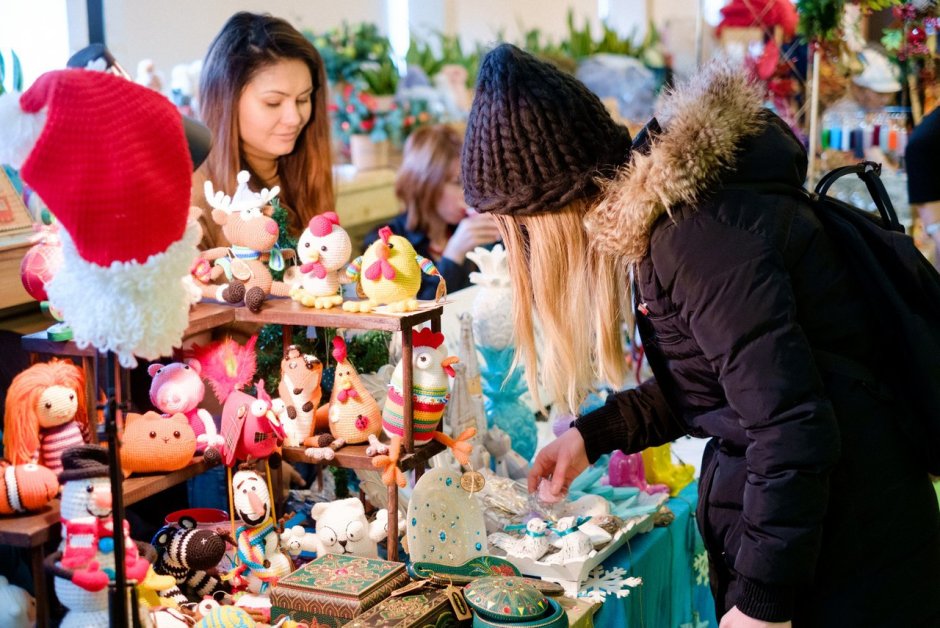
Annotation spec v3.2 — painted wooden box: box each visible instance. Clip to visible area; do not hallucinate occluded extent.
[342,584,471,627]
[270,554,409,627]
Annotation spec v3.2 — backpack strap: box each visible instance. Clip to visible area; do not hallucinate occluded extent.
[815,161,903,233]
[720,160,904,234]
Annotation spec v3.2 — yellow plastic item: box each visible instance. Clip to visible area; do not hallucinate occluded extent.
[641,443,695,497]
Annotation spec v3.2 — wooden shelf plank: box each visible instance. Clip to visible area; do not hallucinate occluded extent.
[20,301,237,356]
[123,457,214,504]
[281,440,445,472]
[0,457,216,549]
[235,297,444,332]
[0,503,61,547]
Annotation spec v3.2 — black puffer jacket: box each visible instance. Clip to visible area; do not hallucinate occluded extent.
[576,63,940,626]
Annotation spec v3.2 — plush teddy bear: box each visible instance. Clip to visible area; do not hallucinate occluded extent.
[309,498,400,559]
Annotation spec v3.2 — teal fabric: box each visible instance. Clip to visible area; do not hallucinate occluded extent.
[593,481,718,628]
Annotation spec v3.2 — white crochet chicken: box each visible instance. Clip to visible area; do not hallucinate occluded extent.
[290,212,352,309]
[382,328,458,447]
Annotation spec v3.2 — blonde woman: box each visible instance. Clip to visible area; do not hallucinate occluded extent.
[462,44,939,627]
[363,124,500,300]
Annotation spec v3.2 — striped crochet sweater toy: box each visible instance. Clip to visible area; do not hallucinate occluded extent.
[382,328,458,445]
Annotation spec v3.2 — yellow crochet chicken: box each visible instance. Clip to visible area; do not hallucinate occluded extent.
[343,226,446,313]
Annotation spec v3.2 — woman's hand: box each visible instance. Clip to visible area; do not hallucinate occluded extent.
[720,606,791,628]
[442,213,502,263]
[528,428,589,498]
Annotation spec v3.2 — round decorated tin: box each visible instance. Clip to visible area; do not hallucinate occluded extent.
[463,577,550,622]
[471,597,568,628]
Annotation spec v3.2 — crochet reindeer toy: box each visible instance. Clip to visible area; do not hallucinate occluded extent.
[192,170,293,313]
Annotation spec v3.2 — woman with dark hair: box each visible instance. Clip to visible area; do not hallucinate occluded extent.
[193,11,334,248]
[363,124,500,300]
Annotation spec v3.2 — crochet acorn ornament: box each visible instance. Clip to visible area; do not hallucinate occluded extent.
[290,211,352,308]
[343,226,446,313]
[0,462,59,515]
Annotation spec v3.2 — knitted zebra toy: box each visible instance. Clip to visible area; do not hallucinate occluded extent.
[151,516,229,605]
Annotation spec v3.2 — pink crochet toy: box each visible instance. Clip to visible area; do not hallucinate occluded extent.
[148,360,224,454]
[290,211,352,309]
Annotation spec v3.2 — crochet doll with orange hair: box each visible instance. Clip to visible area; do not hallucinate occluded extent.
[3,360,89,475]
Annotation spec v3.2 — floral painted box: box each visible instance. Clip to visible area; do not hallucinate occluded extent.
[270,554,410,627]
[342,584,471,628]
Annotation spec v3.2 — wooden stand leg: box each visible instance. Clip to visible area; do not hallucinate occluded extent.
[402,328,414,455]
[316,465,324,492]
[387,483,399,562]
[32,545,49,628]
[82,355,98,443]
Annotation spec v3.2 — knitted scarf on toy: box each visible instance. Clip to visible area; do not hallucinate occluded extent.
[236,519,278,587]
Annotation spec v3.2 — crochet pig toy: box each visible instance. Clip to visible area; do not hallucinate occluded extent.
[149,360,224,454]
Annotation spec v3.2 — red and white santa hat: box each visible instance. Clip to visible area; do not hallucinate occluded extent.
[0,69,201,367]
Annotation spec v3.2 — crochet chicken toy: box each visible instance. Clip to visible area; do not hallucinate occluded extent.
[343,226,446,313]
[382,329,471,457]
[290,211,352,309]
[193,170,293,313]
[304,336,387,461]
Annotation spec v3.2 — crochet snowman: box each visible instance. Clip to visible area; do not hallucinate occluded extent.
[54,445,150,628]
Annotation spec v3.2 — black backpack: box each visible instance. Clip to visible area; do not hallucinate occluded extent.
[742,162,940,475]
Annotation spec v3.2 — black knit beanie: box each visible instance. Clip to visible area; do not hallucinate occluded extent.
[906,107,940,205]
[462,43,633,216]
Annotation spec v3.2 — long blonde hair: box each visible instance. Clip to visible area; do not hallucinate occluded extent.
[494,201,631,413]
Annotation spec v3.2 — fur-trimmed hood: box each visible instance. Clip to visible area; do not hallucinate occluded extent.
[585,60,805,263]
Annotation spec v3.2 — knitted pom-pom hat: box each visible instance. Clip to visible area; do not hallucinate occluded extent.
[0,69,201,368]
[58,444,110,483]
[461,43,633,216]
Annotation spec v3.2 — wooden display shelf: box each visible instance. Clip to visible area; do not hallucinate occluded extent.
[235,296,444,332]
[281,440,445,471]
[20,301,237,356]
[0,457,214,628]
[0,456,214,550]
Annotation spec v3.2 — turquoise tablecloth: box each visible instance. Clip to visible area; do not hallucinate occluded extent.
[594,481,718,628]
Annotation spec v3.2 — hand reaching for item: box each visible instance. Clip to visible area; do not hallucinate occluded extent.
[528,427,589,500]
[720,606,791,628]
[443,212,502,263]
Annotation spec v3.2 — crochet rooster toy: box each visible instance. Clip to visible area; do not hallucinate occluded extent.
[343,226,446,313]
[193,170,294,313]
[304,336,388,461]
[381,329,474,464]
[290,211,352,309]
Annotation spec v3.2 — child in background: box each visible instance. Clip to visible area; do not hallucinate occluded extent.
[363,125,501,300]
